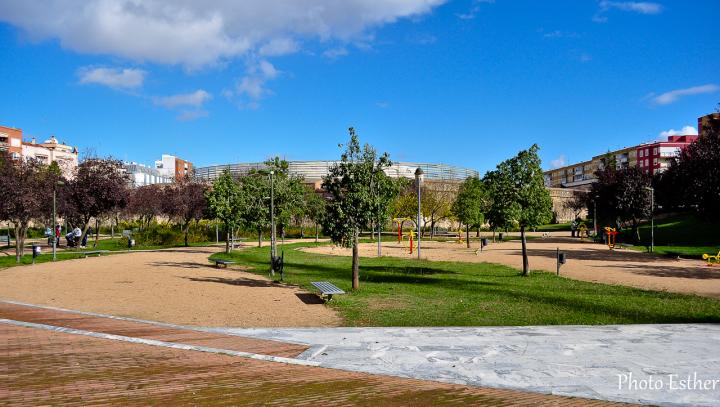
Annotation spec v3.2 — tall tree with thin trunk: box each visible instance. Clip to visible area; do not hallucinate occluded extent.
[206,170,244,253]
[491,145,553,276]
[451,176,489,248]
[321,128,392,289]
[165,178,208,247]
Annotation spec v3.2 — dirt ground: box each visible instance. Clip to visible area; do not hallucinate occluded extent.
[303,233,720,299]
[0,246,341,327]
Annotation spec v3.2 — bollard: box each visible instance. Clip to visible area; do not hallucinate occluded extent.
[556,248,566,275]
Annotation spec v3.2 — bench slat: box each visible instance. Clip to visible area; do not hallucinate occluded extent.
[311,281,345,295]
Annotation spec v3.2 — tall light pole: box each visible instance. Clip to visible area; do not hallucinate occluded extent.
[52,180,65,261]
[593,195,598,239]
[415,167,423,260]
[645,186,654,253]
[270,170,276,260]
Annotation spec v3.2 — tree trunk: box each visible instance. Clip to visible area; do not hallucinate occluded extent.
[93,218,100,248]
[521,225,529,276]
[430,215,435,239]
[352,228,360,290]
[315,223,319,243]
[476,226,480,238]
[492,229,496,243]
[257,229,262,248]
[183,221,190,247]
[466,224,470,249]
[14,223,26,264]
[225,226,230,254]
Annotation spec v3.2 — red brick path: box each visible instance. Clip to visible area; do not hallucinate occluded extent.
[0,301,632,406]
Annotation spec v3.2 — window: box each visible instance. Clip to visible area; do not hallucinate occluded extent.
[645,148,649,156]
[639,150,644,157]
[653,147,658,155]
[653,158,657,165]
[644,159,649,167]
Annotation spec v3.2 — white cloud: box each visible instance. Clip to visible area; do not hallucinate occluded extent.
[323,47,349,59]
[599,1,662,14]
[456,0,494,20]
[658,125,697,140]
[376,101,390,108]
[177,110,209,121]
[594,1,662,22]
[224,59,280,107]
[651,84,720,105]
[77,66,146,89]
[154,90,212,108]
[258,38,299,57]
[551,155,567,169]
[0,0,446,69]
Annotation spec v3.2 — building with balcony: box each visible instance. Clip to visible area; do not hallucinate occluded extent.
[0,125,23,159]
[635,135,698,174]
[155,154,193,180]
[123,162,173,187]
[22,136,79,176]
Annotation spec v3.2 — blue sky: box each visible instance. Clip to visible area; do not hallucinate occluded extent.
[0,0,718,173]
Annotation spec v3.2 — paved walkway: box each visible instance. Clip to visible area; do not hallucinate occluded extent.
[223,325,720,406]
[0,301,619,406]
[305,236,720,298]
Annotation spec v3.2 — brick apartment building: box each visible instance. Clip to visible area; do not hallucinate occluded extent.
[0,125,79,177]
[544,113,709,189]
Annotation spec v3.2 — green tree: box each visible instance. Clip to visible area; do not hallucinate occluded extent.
[451,176,488,248]
[238,174,270,247]
[303,186,326,242]
[321,127,392,289]
[206,170,244,253]
[492,145,553,276]
[483,169,515,241]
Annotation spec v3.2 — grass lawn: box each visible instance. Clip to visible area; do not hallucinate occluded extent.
[210,243,720,327]
[625,213,720,259]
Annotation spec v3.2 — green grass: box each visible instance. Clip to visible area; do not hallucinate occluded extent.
[624,213,720,259]
[210,243,720,327]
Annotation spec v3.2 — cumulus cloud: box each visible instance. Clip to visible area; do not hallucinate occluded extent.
[650,84,720,105]
[323,47,349,59]
[550,155,567,169]
[456,0,494,20]
[154,90,212,108]
[658,125,698,140]
[77,66,146,89]
[223,59,281,108]
[593,1,662,22]
[0,0,445,69]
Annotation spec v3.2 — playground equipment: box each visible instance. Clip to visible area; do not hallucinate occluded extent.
[578,223,588,240]
[393,217,418,254]
[702,250,720,266]
[604,227,618,249]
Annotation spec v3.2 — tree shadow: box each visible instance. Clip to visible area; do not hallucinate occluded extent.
[148,261,209,269]
[586,263,720,280]
[181,276,280,288]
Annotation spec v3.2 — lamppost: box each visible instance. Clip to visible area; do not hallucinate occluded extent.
[270,170,276,260]
[415,167,423,260]
[52,180,65,261]
[593,195,599,239]
[645,186,654,253]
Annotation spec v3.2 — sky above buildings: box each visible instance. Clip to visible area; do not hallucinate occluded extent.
[0,0,718,173]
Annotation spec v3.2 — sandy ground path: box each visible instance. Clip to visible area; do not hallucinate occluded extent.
[303,236,720,298]
[0,246,341,327]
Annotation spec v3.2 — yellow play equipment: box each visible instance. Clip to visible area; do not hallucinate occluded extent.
[604,227,618,249]
[393,217,417,254]
[703,250,720,266]
[578,223,588,240]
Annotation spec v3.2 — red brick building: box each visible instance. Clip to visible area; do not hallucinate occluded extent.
[0,125,23,159]
[636,135,698,174]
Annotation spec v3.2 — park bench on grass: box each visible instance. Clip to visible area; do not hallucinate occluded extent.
[82,250,108,258]
[311,281,345,302]
[214,259,235,268]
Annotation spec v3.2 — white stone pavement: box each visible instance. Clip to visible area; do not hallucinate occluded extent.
[215,324,720,407]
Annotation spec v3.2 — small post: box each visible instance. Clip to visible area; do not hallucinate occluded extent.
[215,223,219,243]
[556,247,560,276]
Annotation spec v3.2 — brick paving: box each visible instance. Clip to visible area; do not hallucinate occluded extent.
[0,301,307,358]
[0,301,632,406]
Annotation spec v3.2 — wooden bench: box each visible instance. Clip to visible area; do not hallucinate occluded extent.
[311,281,345,301]
[214,259,236,268]
[82,250,108,258]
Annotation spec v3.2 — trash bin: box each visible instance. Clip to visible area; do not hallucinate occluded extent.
[481,238,489,247]
[128,238,135,248]
[498,232,504,241]
[32,244,41,257]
